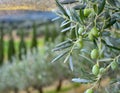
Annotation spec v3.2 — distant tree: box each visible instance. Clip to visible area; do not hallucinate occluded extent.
[31,23,38,51]
[18,30,27,60]
[0,26,4,65]
[44,23,50,42]
[8,31,16,62]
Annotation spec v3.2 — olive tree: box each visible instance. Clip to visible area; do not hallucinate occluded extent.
[0,45,76,93]
[52,0,120,93]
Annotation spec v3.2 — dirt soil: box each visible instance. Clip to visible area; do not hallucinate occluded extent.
[9,78,110,93]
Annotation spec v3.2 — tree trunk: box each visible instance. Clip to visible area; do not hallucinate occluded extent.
[56,79,63,91]
[38,86,43,93]
[14,88,18,93]
[34,85,43,93]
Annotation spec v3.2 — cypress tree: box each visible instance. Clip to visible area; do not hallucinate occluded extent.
[0,26,4,65]
[44,24,50,42]
[7,31,16,62]
[31,23,38,51]
[18,30,27,60]
[51,24,58,42]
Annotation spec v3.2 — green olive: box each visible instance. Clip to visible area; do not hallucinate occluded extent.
[88,32,94,40]
[99,68,105,74]
[91,27,99,37]
[85,88,94,93]
[111,61,118,70]
[84,8,92,17]
[92,64,99,75]
[91,49,99,59]
[78,27,84,35]
[79,41,83,49]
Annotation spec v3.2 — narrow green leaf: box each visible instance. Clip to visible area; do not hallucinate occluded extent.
[52,16,61,21]
[107,0,116,7]
[64,54,70,63]
[55,0,68,16]
[98,0,106,14]
[69,55,73,71]
[72,9,81,23]
[79,9,84,23]
[93,4,98,14]
[73,4,86,10]
[101,39,120,50]
[72,78,91,83]
[104,18,116,28]
[56,40,72,47]
[79,54,94,64]
[98,58,113,62]
[51,51,69,63]
[52,43,72,51]
[60,21,71,27]
[61,25,76,32]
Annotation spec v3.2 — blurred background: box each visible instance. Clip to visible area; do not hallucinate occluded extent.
[0,0,87,93]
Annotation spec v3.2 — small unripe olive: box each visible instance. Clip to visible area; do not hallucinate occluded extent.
[78,27,84,35]
[91,27,99,37]
[99,68,105,74]
[92,64,99,75]
[79,41,83,49]
[111,61,118,70]
[85,88,94,93]
[84,8,92,17]
[91,49,99,59]
[88,32,94,40]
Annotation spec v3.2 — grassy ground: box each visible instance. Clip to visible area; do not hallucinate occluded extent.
[8,78,110,93]
[4,34,44,60]
[9,80,82,93]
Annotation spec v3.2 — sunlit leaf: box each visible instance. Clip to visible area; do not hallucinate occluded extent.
[72,78,91,83]
[51,51,69,63]
[69,55,73,71]
[98,0,106,14]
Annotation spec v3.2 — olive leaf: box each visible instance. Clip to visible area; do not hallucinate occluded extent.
[104,18,116,28]
[56,40,73,47]
[73,4,86,10]
[51,51,69,63]
[98,58,113,62]
[107,0,117,7]
[61,25,76,32]
[55,0,68,16]
[79,9,84,23]
[72,78,92,83]
[52,43,72,51]
[98,0,106,14]
[93,4,98,14]
[69,55,73,71]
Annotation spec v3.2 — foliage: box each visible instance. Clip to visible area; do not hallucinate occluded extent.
[0,44,77,92]
[31,23,38,51]
[8,31,16,62]
[53,0,120,92]
[18,30,27,60]
[0,27,4,65]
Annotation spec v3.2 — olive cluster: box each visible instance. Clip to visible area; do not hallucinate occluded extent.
[79,8,119,93]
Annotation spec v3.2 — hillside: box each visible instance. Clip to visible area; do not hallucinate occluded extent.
[0,0,56,11]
